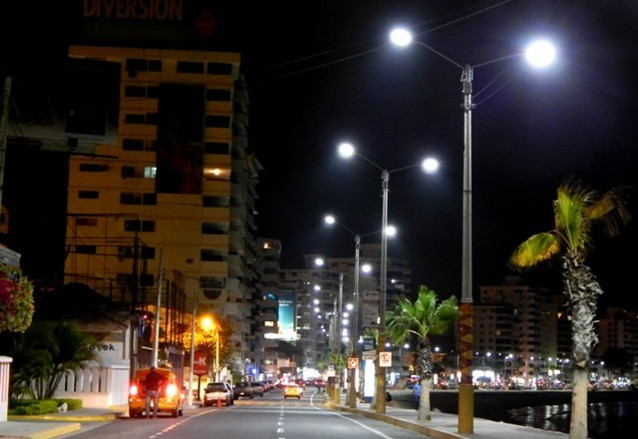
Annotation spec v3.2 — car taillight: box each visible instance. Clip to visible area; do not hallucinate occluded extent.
[166,384,177,397]
[130,384,139,396]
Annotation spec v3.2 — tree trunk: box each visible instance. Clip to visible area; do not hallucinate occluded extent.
[417,377,432,421]
[570,364,588,439]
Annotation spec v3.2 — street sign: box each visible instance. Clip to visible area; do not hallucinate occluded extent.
[347,357,359,369]
[193,353,208,376]
[379,351,392,367]
[362,351,376,361]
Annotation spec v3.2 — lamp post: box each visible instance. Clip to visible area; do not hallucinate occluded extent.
[338,142,439,414]
[390,28,556,433]
[187,292,198,408]
[324,214,381,408]
[201,316,220,381]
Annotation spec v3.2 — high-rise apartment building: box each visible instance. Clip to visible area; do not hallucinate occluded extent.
[63,45,261,374]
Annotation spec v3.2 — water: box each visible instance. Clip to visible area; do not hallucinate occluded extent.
[507,401,638,439]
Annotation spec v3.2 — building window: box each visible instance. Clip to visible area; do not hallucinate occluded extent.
[200,276,224,300]
[122,139,144,151]
[120,192,157,205]
[207,63,232,75]
[124,114,146,124]
[202,195,230,207]
[79,163,108,172]
[122,138,157,151]
[75,245,97,254]
[141,247,155,259]
[121,166,136,178]
[203,167,230,181]
[202,222,226,234]
[78,190,99,199]
[76,217,98,226]
[205,115,231,128]
[124,85,147,97]
[200,249,225,262]
[206,89,231,101]
[204,142,229,154]
[144,166,156,179]
[177,61,204,73]
[124,220,155,232]
[125,59,162,73]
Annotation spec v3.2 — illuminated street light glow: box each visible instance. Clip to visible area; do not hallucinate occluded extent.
[525,40,556,67]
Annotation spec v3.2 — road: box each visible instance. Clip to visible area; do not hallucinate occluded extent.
[61,387,436,439]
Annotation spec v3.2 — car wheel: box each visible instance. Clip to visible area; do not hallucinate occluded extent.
[171,409,178,418]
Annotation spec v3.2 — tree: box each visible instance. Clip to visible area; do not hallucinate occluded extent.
[509,179,630,439]
[386,285,458,421]
[11,321,100,400]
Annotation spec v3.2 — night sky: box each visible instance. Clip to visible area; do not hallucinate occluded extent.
[243,0,638,307]
[2,1,637,307]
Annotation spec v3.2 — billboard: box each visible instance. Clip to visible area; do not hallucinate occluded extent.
[277,290,297,341]
[8,59,120,152]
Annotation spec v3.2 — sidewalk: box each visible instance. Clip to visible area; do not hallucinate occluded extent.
[329,399,569,439]
[0,406,127,439]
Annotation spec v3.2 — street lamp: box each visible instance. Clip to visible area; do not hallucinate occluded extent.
[324,214,390,408]
[390,27,556,433]
[338,142,439,414]
[187,293,198,408]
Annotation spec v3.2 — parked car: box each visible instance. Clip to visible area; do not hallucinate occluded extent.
[250,381,265,396]
[284,384,303,399]
[233,381,254,399]
[203,382,234,406]
[128,367,184,418]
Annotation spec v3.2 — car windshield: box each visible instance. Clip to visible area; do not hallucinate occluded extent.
[207,384,226,392]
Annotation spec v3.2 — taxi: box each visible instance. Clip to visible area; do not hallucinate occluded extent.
[284,383,303,399]
[128,367,184,418]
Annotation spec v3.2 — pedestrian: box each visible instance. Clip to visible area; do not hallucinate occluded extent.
[144,366,165,418]
[413,381,421,410]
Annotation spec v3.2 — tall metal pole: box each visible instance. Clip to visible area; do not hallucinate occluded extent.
[375,170,389,414]
[187,292,198,407]
[458,64,475,433]
[347,234,361,408]
[335,272,343,403]
[152,249,164,368]
[215,329,220,382]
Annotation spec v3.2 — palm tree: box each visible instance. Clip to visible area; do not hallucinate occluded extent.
[386,285,458,421]
[509,179,630,439]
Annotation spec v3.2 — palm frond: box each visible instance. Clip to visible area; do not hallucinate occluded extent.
[554,183,593,252]
[509,232,560,269]
[586,186,632,237]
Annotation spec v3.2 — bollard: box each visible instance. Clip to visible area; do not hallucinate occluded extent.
[217,396,221,407]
